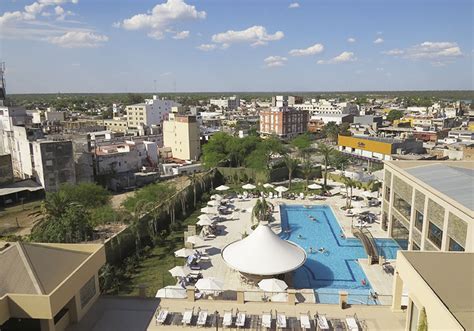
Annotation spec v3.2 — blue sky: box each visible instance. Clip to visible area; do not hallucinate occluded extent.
[0,0,472,93]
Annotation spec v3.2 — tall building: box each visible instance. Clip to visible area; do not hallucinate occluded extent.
[32,140,76,192]
[271,95,303,107]
[125,95,179,130]
[163,107,201,161]
[259,106,308,139]
[382,161,473,252]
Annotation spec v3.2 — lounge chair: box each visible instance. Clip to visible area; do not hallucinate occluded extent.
[182,307,194,325]
[315,312,329,330]
[299,192,305,200]
[197,309,208,327]
[236,311,246,328]
[276,311,286,329]
[155,307,168,325]
[345,314,360,331]
[261,311,272,329]
[223,310,233,328]
[300,312,311,330]
[269,192,274,199]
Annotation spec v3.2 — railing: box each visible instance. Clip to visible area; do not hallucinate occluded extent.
[352,227,380,264]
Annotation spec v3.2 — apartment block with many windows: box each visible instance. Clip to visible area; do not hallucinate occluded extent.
[259,106,308,139]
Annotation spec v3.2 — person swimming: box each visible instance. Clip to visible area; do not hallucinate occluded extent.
[318,247,327,254]
[308,247,314,254]
[298,234,304,239]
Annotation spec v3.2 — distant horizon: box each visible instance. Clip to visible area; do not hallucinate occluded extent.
[1,0,472,93]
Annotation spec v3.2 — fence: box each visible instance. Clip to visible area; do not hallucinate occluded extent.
[104,168,223,264]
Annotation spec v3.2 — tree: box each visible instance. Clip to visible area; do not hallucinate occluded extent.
[322,122,339,142]
[300,159,313,191]
[290,133,312,151]
[122,182,176,212]
[317,143,335,190]
[386,109,404,122]
[252,197,274,224]
[330,151,351,171]
[59,183,110,209]
[283,156,299,189]
[342,176,357,209]
[188,172,204,207]
[339,122,351,136]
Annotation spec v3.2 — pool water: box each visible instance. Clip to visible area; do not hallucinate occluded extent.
[279,204,400,304]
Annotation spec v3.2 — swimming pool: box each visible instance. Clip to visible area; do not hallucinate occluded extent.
[279,204,400,304]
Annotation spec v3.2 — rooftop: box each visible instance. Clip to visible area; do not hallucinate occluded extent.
[404,163,474,211]
[401,251,474,330]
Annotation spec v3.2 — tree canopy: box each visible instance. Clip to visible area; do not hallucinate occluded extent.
[122,182,176,212]
[386,109,405,121]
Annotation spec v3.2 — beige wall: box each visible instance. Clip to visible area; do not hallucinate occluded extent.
[382,162,473,252]
[163,117,200,161]
[392,252,463,330]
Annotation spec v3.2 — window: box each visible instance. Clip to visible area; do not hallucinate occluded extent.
[412,242,420,251]
[414,210,423,231]
[448,238,464,252]
[428,222,443,249]
[393,192,411,220]
[80,277,96,308]
[409,302,419,331]
[385,186,391,202]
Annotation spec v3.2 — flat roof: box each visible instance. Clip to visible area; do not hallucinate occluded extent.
[0,179,43,197]
[402,251,474,330]
[405,163,474,211]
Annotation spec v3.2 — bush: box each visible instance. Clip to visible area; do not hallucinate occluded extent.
[59,183,110,208]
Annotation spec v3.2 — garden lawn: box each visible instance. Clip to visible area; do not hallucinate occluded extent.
[116,205,203,297]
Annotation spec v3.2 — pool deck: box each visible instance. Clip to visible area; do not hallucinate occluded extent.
[67,296,407,330]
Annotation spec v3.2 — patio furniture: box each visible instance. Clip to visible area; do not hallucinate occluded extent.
[155,307,169,325]
[299,192,305,200]
[223,310,233,328]
[261,311,272,328]
[197,309,208,327]
[236,311,246,328]
[345,314,360,331]
[300,312,311,330]
[182,307,194,325]
[276,311,286,329]
[316,312,330,330]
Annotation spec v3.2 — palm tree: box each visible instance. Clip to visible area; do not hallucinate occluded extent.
[317,143,335,191]
[252,197,274,224]
[300,159,313,192]
[342,176,357,209]
[188,172,205,207]
[283,155,299,190]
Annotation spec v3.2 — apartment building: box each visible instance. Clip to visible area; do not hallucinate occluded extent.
[163,107,201,161]
[103,117,128,133]
[294,99,359,116]
[381,161,473,252]
[271,95,303,107]
[126,95,179,129]
[32,140,76,192]
[259,106,308,139]
[209,95,240,111]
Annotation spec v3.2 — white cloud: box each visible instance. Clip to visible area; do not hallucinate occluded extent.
[317,51,356,64]
[172,30,189,39]
[264,55,287,67]
[47,31,108,48]
[160,72,172,76]
[376,67,384,71]
[374,38,384,44]
[54,6,64,15]
[211,25,284,47]
[288,2,300,9]
[383,41,463,65]
[347,37,356,43]
[289,43,324,56]
[120,0,206,40]
[112,21,121,28]
[197,43,216,51]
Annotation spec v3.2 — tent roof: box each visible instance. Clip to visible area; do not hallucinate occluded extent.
[221,224,306,276]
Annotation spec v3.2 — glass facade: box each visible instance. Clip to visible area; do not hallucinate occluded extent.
[414,210,423,232]
[449,238,465,252]
[391,215,409,249]
[428,222,443,249]
[393,192,412,220]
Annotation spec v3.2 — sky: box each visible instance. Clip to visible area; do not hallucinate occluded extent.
[0,0,473,93]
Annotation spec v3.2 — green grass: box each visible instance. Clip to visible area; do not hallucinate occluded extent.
[116,204,204,297]
[0,200,42,235]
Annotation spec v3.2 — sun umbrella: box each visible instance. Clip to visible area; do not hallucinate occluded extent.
[174,248,195,258]
[308,183,322,190]
[263,183,274,189]
[258,278,288,292]
[197,218,214,226]
[195,277,224,293]
[155,286,187,299]
[207,200,220,207]
[168,266,191,278]
[211,194,223,200]
[186,235,200,244]
[363,191,378,199]
[198,214,214,221]
[201,206,218,214]
[275,186,288,193]
[242,183,256,190]
[215,185,230,191]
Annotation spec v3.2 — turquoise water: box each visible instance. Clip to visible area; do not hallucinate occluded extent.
[279,204,400,304]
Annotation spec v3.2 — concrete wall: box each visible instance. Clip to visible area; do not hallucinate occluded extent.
[0,154,13,185]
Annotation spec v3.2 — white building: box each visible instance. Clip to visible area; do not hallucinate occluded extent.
[294,99,359,116]
[163,107,201,161]
[126,95,180,130]
[45,107,65,122]
[209,95,240,111]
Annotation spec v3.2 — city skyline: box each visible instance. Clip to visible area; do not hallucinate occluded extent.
[0,0,473,93]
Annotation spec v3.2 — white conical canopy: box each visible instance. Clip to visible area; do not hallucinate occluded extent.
[221,224,306,276]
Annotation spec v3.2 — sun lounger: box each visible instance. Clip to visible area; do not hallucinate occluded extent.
[197,309,208,327]
[182,308,194,325]
[346,315,360,331]
[155,308,168,325]
[236,311,246,328]
[223,310,233,328]
[316,313,329,330]
[299,193,305,200]
[261,311,272,328]
[300,313,311,329]
[276,312,287,329]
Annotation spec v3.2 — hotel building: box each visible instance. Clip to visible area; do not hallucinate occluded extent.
[381,161,473,252]
[259,106,308,139]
